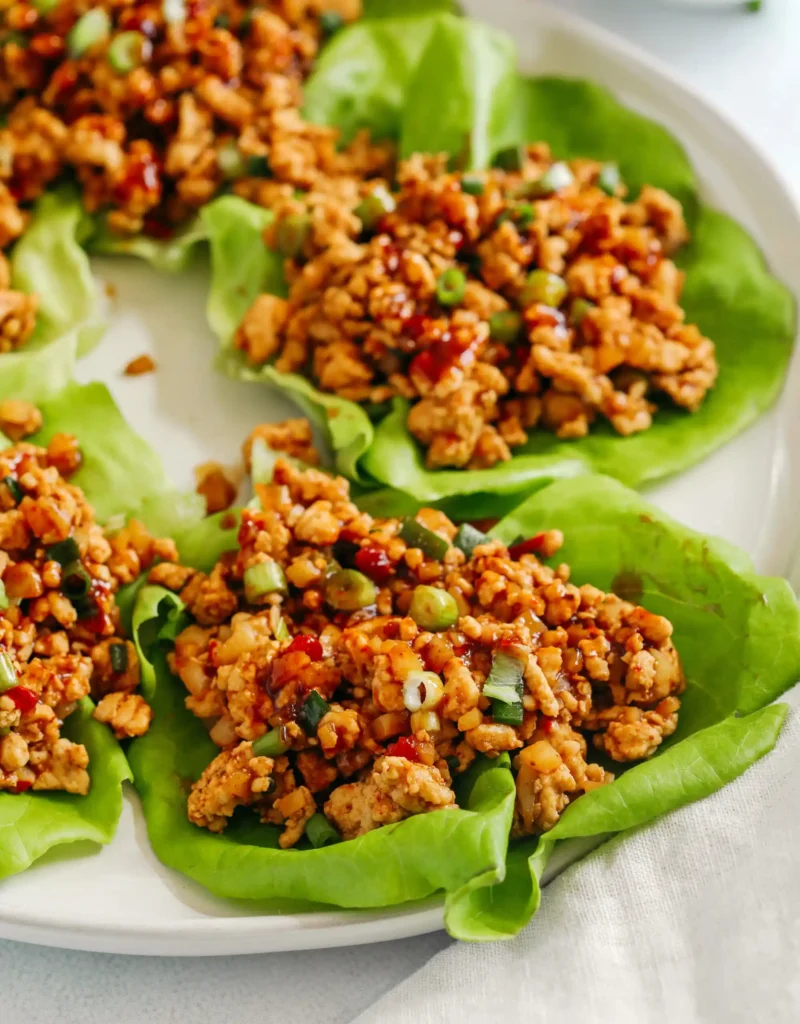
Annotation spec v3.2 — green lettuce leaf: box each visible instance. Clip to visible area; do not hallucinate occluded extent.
[442,473,800,937]
[202,196,375,480]
[87,215,207,274]
[0,698,132,882]
[128,584,516,910]
[10,187,106,357]
[0,333,204,531]
[125,476,799,937]
[290,18,795,507]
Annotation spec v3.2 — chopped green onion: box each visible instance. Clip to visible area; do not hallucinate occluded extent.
[0,651,16,692]
[250,437,279,485]
[162,0,186,25]
[495,145,525,171]
[520,270,568,309]
[484,650,525,726]
[597,162,622,196]
[488,309,522,343]
[399,518,449,561]
[245,154,271,177]
[276,214,311,259]
[530,161,574,197]
[217,140,246,180]
[305,812,341,848]
[453,523,488,559]
[402,670,443,712]
[274,617,290,641]
[409,586,459,632]
[46,537,80,566]
[0,581,8,611]
[355,185,395,231]
[319,11,344,39]
[482,682,522,704]
[213,12,229,28]
[32,0,59,13]
[569,297,594,328]
[252,728,289,758]
[109,643,129,673]
[62,560,92,601]
[324,569,377,612]
[108,31,148,73]
[298,690,330,734]
[435,268,466,307]
[461,174,484,196]
[67,8,111,58]
[514,203,535,230]
[244,561,287,602]
[2,476,22,505]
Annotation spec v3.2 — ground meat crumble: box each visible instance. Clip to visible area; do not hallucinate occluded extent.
[166,431,685,848]
[236,148,717,467]
[0,426,176,794]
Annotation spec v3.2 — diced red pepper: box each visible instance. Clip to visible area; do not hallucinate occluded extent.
[386,735,420,762]
[540,716,555,736]
[508,533,546,560]
[354,546,392,584]
[7,686,38,713]
[13,780,33,794]
[287,635,323,662]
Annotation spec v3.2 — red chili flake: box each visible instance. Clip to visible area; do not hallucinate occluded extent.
[7,686,38,713]
[354,546,392,584]
[508,533,546,560]
[386,735,420,762]
[29,33,65,59]
[541,717,555,736]
[13,780,33,794]
[287,635,323,662]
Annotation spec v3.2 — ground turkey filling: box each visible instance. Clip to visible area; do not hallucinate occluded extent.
[236,148,718,469]
[163,430,685,848]
[0,403,176,794]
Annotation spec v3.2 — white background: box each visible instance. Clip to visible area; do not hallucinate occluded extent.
[2,1,799,1021]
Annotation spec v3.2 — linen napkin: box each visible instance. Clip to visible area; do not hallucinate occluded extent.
[352,685,800,1024]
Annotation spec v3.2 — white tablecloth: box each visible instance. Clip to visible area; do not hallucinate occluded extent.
[3,2,799,1021]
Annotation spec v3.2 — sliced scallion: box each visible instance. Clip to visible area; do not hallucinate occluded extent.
[108,31,148,73]
[0,650,16,692]
[0,581,8,611]
[597,162,622,196]
[305,812,340,848]
[67,8,111,58]
[217,140,245,180]
[252,728,288,758]
[435,268,466,307]
[274,617,290,641]
[244,561,287,602]
[530,161,574,197]
[355,185,395,231]
[61,560,92,601]
[453,523,488,559]
[46,537,80,566]
[408,586,458,632]
[109,643,129,673]
[484,650,525,726]
[298,690,330,735]
[276,214,311,259]
[324,569,377,612]
[399,518,449,561]
[2,476,22,505]
[461,174,484,196]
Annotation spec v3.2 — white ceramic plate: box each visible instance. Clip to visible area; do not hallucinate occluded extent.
[1,0,798,956]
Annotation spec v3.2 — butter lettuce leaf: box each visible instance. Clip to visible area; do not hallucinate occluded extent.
[0,699,131,882]
[10,187,106,357]
[125,476,799,938]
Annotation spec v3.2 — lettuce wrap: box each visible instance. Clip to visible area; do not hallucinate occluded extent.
[201,9,794,515]
[127,475,800,939]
